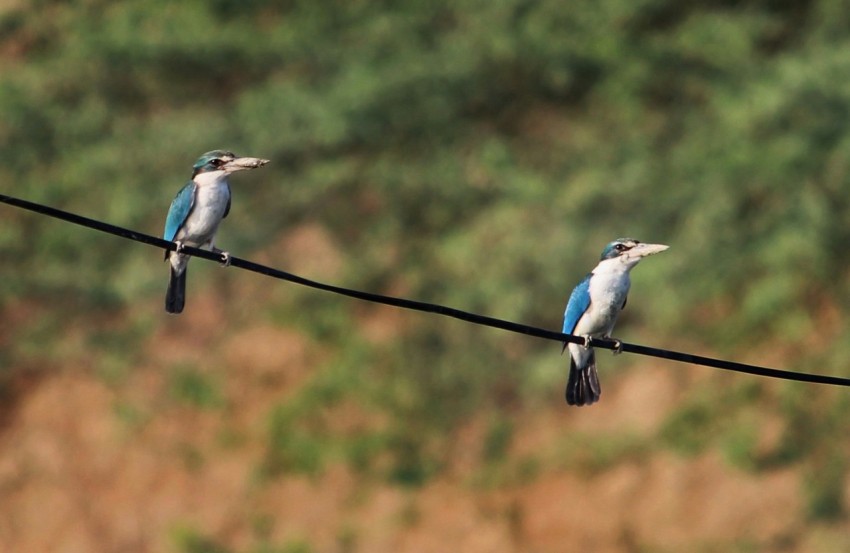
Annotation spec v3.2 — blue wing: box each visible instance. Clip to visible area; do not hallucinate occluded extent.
[563,273,592,334]
[164,181,196,242]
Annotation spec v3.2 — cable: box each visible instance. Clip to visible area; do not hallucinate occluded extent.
[3,191,849,387]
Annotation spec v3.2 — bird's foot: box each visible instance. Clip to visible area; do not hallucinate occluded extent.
[605,336,623,355]
[174,240,186,254]
[581,335,593,348]
[213,247,231,267]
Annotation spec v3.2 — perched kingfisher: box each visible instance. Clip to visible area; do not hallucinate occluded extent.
[163,150,269,314]
[562,238,668,406]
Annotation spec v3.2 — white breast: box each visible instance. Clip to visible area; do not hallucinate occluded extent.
[576,257,632,338]
[178,171,231,247]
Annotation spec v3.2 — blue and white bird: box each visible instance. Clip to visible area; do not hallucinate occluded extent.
[163,150,269,314]
[562,238,668,406]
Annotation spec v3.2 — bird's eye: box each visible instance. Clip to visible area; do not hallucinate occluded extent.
[614,244,626,252]
[211,158,224,167]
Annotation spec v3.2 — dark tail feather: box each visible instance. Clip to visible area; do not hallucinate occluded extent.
[165,266,187,314]
[565,350,601,406]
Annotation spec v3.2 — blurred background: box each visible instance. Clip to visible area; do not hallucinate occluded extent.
[2,0,850,551]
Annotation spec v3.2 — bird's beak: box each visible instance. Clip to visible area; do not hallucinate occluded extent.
[222,156,270,172]
[629,243,669,258]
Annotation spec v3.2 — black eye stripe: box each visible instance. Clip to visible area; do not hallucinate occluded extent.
[614,241,640,252]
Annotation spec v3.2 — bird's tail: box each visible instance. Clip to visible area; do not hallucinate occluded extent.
[565,350,601,406]
[165,266,187,314]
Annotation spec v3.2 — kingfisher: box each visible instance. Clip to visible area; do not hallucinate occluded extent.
[163,150,269,314]
[562,238,668,406]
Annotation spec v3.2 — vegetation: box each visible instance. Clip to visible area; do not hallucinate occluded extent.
[3,0,850,549]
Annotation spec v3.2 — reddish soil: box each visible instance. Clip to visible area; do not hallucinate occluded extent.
[0,344,818,553]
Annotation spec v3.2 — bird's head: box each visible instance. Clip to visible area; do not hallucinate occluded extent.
[192,150,270,178]
[600,238,669,266]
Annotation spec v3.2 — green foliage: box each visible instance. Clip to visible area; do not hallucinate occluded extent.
[0,0,850,340]
[5,0,850,525]
[482,416,514,464]
[169,366,225,409]
[660,388,721,456]
[172,526,231,553]
[556,431,651,475]
[720,416,760,473]
[660,380,766,462]
[805,452,846,522]
[7,0,850,343]
[263,386,335,477]
[171,525,314,553]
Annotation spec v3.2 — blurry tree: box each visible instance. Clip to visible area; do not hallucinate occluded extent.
[1,0,850,499]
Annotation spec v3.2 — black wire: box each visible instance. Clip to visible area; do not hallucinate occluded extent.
[3,192,849,388]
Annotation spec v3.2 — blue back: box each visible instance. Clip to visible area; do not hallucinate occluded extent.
[164,181,196,241]
[563,273,592,334]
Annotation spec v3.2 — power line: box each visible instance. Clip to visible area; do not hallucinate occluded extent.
[3,191,849,388]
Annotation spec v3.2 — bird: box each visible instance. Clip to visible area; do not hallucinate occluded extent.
[562,238,668,406]
[163,150,269,314]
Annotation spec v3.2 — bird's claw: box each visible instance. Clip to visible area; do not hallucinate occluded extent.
[210,246,231,266]
[581,335,593,348]
[606,337,623,355]
[174,241,185,253]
